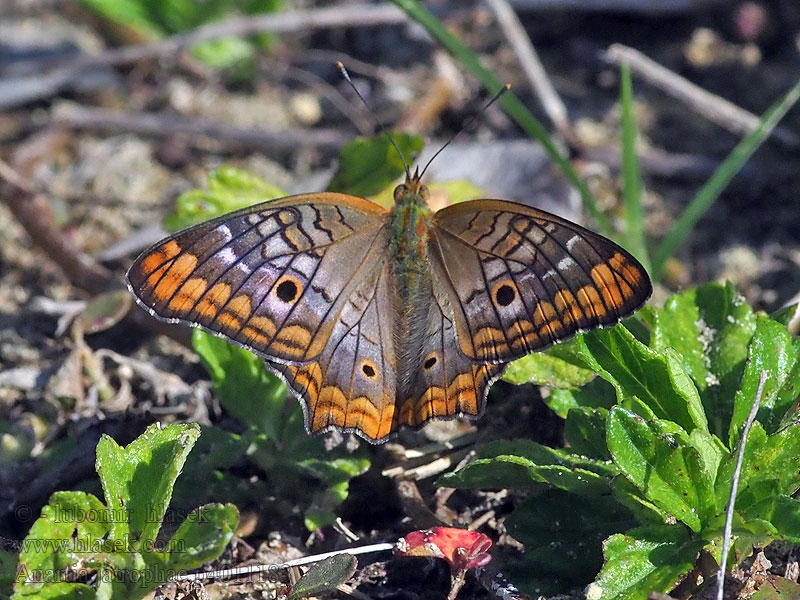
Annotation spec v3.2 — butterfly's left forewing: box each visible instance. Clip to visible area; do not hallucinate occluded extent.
[431,200,652,363]
[127,193,388,364]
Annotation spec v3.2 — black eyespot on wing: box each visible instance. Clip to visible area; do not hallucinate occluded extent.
[362,363,376,378]
[424,356,437,369]
[494,283,516,307]
[276,278,300,303]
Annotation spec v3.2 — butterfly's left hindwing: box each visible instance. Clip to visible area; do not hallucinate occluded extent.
[270,256,399,442]
[127,193,388,364]
[431,200,652,363]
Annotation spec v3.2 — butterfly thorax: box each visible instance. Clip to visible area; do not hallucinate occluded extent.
[388,177,435,389]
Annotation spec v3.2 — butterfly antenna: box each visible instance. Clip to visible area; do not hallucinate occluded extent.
[418,83,511,181]
[337,62,411,180]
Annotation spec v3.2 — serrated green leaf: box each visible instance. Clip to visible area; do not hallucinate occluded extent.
[14,492,115,596]
[590,524,703,600]
[96,423,200,551]
[611,477,669,526]
[651,282,757,438]
[739,495,800,543]
[193,329,287,441]
[583,326,708,433]
[607,408,716,532]
[288,554,357,600]
[715,421,800,512]
[300,457,370,531]
[565,407,611,460]
[327,133,424,198]
[506,492,636,587]
[730,314,800,445]
[11,582,97,600]
[504,352,595,388]
[164,167,284,231]
[545,378,617,418]
[165,503,239,571]
[438,439,616,493]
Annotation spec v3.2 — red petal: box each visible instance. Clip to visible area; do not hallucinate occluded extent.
[395,527,492,570]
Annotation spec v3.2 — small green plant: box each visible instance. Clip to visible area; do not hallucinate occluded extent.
[11,423,238,600]
[440,282,800,599]
[77,0,284,69]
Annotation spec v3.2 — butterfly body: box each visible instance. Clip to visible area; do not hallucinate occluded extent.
[128,170,651,443]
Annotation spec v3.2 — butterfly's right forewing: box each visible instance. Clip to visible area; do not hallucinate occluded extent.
[431,200,652,363]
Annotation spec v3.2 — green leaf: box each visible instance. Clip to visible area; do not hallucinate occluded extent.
[191,37,254,69]
[76,0,163,37]
[11,582,97,600]
[714,421,800,512]
[607,408,716,532]
[327,133,424,198]
[438,439,617,494]
[651,282,757,438]
[193,329,287,441]
[506,492,636,587]
[730,314,800,444]
[165,503,239,571]
[300,457,370,530]
[171,425,250,508]
[611,477,669,526]
[545,378,617,418]
[95,423,200,551]
[771,303,799,329]
[164,167,284,231]
[565,407,611,460]
[1,548,17,599]
[590,525,703,600]
[750,577,800,600]
[583,326,708,433]
[504,352,595,388]
[741,495,800,543]
[288,554,357,600]
[14,491,115,596]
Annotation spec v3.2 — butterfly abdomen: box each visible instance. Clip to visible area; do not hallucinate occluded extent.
[387,194,436,391]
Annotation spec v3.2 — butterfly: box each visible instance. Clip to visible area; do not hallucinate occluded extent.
[127,167,651,443]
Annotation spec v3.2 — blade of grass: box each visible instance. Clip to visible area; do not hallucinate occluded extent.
[388,0,612,237]
[652,77,800,280]
[619,60,650,270]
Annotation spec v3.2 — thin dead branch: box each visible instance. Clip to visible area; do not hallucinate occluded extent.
[605,44,800,148]
[52,103,349,156]
[508,0,728,14]
[717,370,768,600]
[0,157,116,295]
[486,0,571,138]
[170,543,395,582]
[0,4,409,109]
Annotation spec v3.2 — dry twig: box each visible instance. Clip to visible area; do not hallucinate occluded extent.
[717,370,769,600]
[1,4,409,108]
[52,103,348,156]
[486,0,571,138]
[605,44,800,148]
